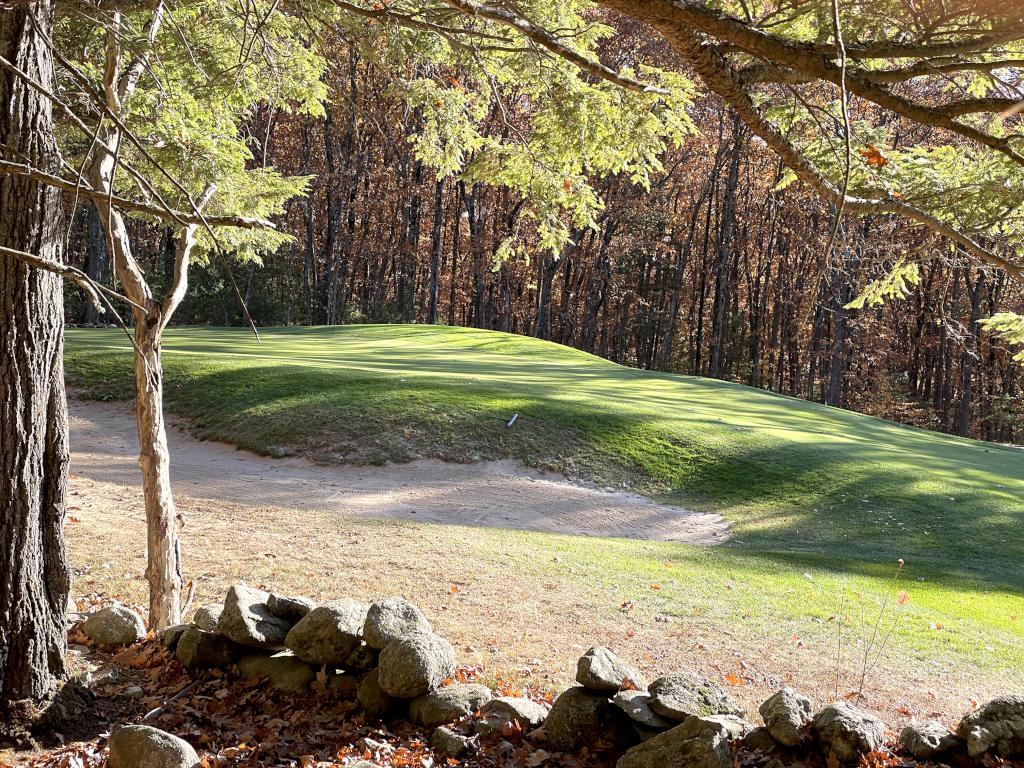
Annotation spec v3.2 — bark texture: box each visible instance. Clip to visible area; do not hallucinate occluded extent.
[0,0,71,710]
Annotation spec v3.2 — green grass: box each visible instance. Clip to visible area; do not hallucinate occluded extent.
[64,324,1024,675]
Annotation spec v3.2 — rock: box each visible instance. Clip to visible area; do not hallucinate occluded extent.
[218,584,291,649]
[616,714,738,768]
[108,725,199,768]
[326,671,361,694]
[544,686,635,752]
[811,702,885,763]
[124,685,145,700]
[743,727,779,753]
[192,604,223,632]
[704,715,750,739]
[285,599,368,665]
[356,737,394,759]
[759,688,812,746]
[90,667,118,687]
[958,696,1024,758]
[236,652,315,692]
[160,625,189,651]
[363,597,432,649]
[175,627,240,669]
[612,690,676,730]
[431,726,475,760]
[577,647,647,693]
[475,697,549,737]
[344,643,379,674]
[900,721,962,760]
[83,605,146,647]
[633,723,667,742]
[410,683,493,727]
[648,673,743,722]
[377,632,455,698]
[357,668,405,719]
[267,593,315,624]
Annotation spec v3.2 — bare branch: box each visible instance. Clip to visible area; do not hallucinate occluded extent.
[0,159,275,229]
[0,243,146,314]
[162,183,215,328]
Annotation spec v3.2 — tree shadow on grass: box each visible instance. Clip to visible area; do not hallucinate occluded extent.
[65,347,1024,597]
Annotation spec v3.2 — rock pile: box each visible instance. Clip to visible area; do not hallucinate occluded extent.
[85,586,1024,768]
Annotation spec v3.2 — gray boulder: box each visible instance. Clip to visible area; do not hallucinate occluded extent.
[475,697,549,737]
[236,652,315,692]
[743,726,779,753]
[377,632,455,698]
[544,686,635,752]
[616,714,740,768]
[811,702,885,763]
[83,605,146,647]
[108,725,199,768]
[175,627,240,669]
[160,625,189,651]
[192,604,223,632]
[576,647,647,693]
[267,593,316,624]
[357,668,404,719]
[612,690,676,730]
[431,727,475,760]
[900,721,962,760]
[759,688,812,746]
[285,599,368,665]
[363,597,432,650]
[218,584,290,649]
[958,696,1024,758]
[410,683,493,727]
[648,672,743,722]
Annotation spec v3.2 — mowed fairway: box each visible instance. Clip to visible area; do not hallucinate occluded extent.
[64,325,1024,700]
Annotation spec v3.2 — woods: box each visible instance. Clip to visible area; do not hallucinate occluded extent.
[68,56,1024,441]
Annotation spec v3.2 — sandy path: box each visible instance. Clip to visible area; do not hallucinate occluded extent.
[69,396,728,544]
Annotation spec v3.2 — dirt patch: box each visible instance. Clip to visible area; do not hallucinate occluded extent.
[69,396,728,544]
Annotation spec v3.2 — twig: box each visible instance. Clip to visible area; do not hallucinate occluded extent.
[0,244,141,314]
[142,679,202,721]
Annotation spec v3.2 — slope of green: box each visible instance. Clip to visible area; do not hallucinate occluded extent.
[64,325,1024,673]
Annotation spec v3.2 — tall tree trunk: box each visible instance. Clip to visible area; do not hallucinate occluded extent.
[0,0,71,713]
[82,203,109,326]
[427,179,444,324]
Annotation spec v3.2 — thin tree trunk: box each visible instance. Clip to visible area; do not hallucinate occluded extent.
[133,320,182,627]
[0,0,71,713]
[427,179,444,324]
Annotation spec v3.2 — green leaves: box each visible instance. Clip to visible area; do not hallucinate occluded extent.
[56,0,328,262]
[845,258,921,310]
[980,313,1024,362]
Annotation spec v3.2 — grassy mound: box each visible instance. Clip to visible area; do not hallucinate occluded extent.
[65,324,1024,674]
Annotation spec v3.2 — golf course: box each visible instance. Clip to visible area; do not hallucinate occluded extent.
[63,325,1024,689]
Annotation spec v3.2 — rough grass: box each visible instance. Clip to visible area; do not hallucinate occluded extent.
[64,325,1024,683]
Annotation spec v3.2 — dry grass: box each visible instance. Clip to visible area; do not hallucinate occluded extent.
[67,475,1012,734]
